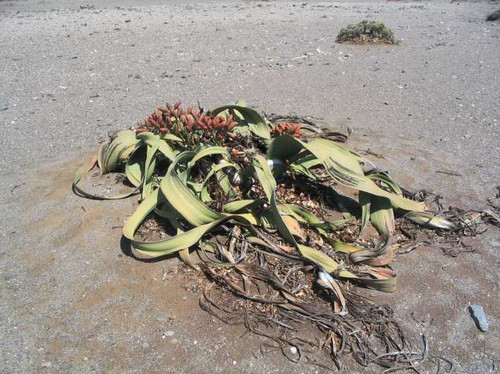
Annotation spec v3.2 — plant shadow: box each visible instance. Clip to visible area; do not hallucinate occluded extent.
[120,235,177,263]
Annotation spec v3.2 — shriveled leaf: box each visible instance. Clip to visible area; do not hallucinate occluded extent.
[317,270,347,315]
[282,215,305,241]
[349,244,395,267]
[356,267,397,293]
[405,211,457,230]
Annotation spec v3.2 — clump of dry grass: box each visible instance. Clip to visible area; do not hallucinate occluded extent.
[337,20,396,44]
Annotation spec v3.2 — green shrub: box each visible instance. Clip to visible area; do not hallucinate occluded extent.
[487,10,500,21]
[337,20,396,44]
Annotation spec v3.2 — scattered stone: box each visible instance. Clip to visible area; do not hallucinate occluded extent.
[469,304,488,332]
[41,362,52,368]
[290,346,298,354]
[162,330,175,339]
[0,102,8,111]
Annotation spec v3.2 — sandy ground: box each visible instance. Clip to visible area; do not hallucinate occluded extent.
[1,1,499,373]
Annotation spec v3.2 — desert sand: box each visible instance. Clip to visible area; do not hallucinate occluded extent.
[0,1,498,373]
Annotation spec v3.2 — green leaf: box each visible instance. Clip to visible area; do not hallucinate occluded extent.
[331,240,365,253]
[267,134,303,161]
[285,204,349,231]
[122,188,256,258]
[367,172,403,195]
[73,148,141,200]
[161,151,224,226]
[188,146,229,168]
[200,162,238,189]
[97,139,110,170]
[160,133,183,142]
[141,138,160,199]
[73,154,97,187]
[298,244,340,273]
[369,196,395,240]
[359,191,371,234]
[125,146,147,187]
[211,104,271,139]
[267,135,424,212]
[252,155,296,245]
[223,199,265,213]
[101,130,138,174]
[306,137,364,175]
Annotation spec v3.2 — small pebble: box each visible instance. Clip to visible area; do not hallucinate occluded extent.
[41,362,52,368]
[162,330,174,339]
[290,346,298,355]
[469,304,488,332]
